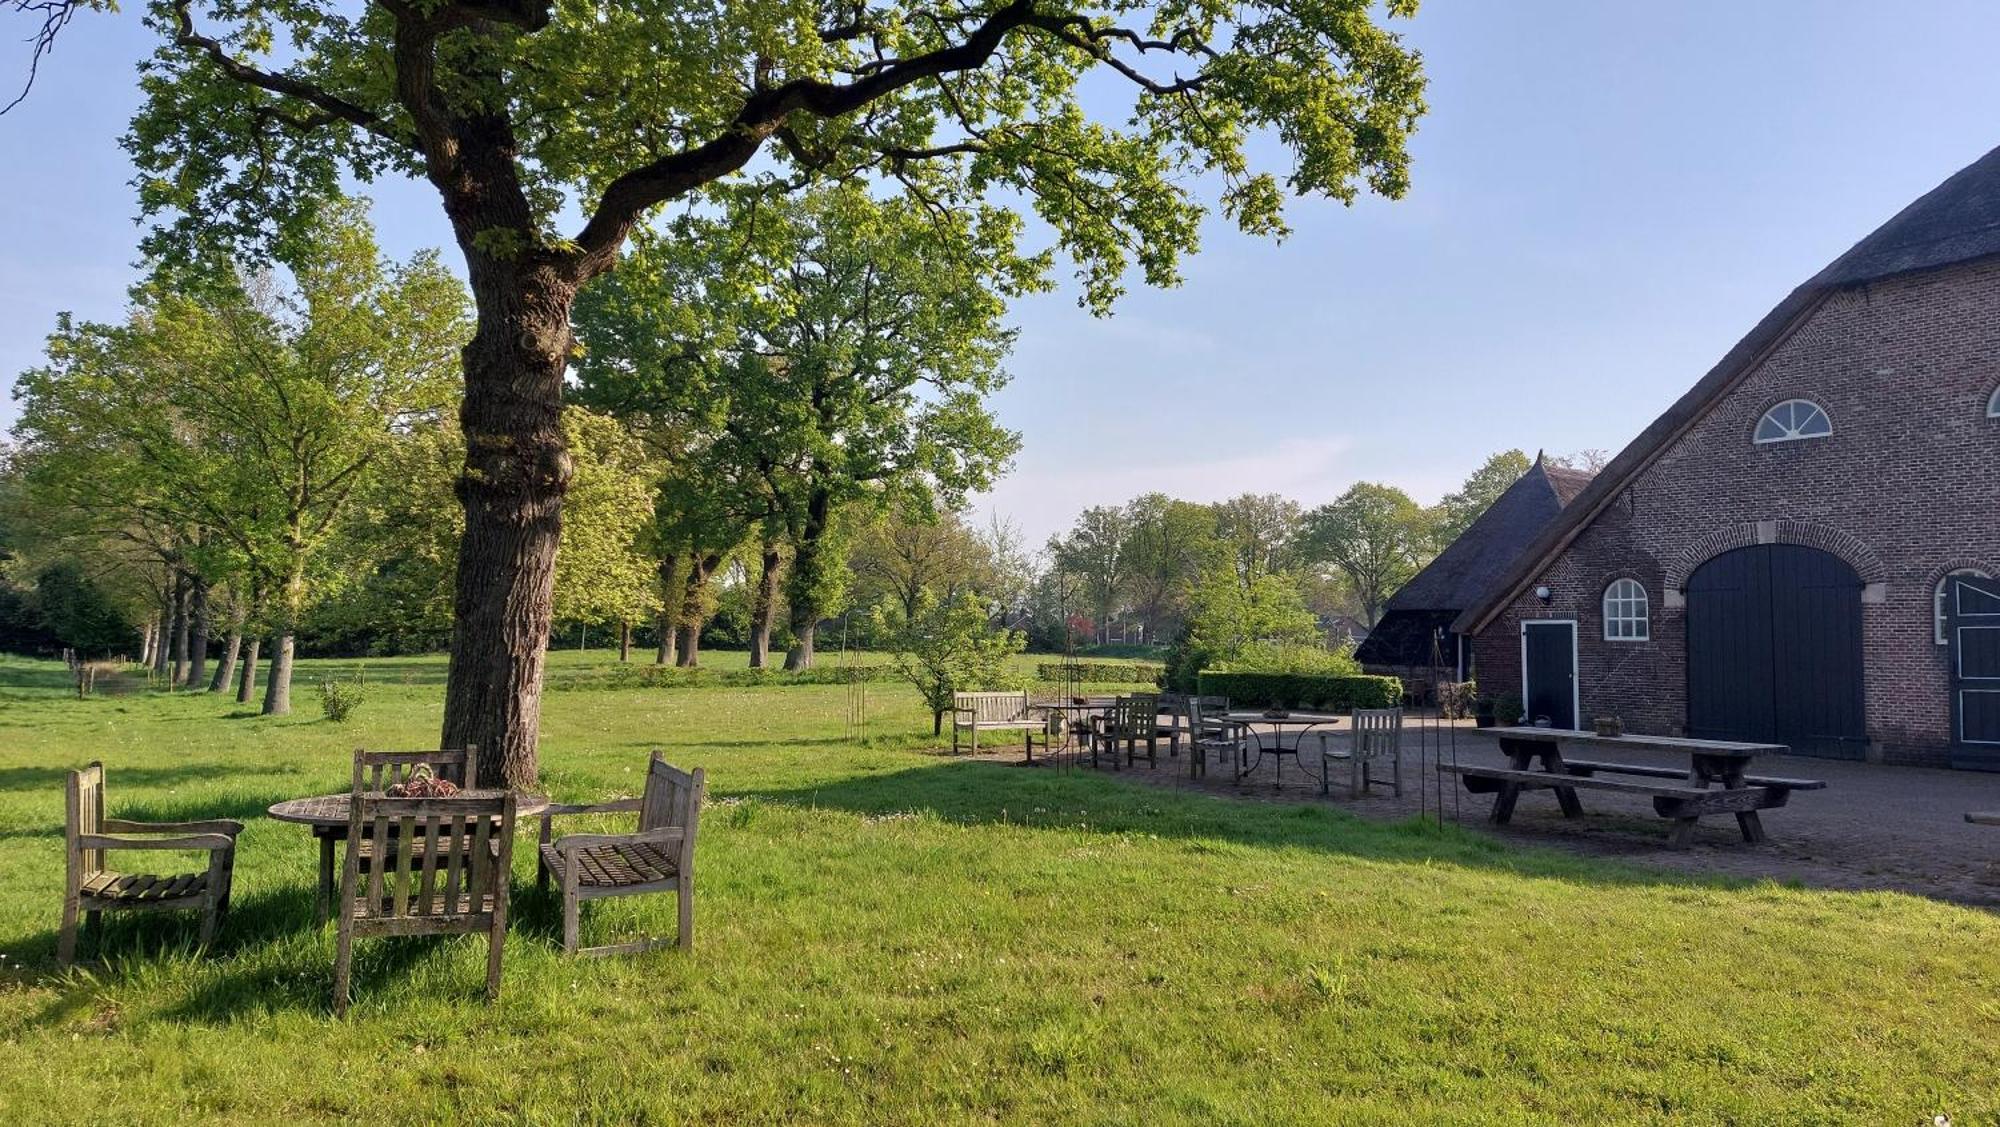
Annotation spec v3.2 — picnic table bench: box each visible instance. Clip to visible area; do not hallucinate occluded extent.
[1440,727,1825,848]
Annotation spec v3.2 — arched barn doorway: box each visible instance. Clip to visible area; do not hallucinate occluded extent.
[1685,544,1866,758]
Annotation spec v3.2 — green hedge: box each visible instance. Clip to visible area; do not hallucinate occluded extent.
[1195,671,1401,711]
[546,663,904,692]
[1035,662,1164,684]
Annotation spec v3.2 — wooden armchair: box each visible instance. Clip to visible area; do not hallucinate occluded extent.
[1092,692,1162,768]
[1320,708,1404,798]
[537,753,704,957]
[314,747,481,924]
[332,789,516,1015]
[60,762,244,965]
[1184,697,1244,780]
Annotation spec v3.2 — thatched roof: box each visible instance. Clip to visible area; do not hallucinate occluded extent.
[1454,142,2000,636]
[1354,458,1592,667]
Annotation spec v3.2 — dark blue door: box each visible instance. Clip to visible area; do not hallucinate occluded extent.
[1949,573,2000,753]
[1687,544,1865,758]
[1521,621,1576,729]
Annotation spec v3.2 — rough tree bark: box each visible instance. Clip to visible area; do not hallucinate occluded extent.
[169,572,190,686]
[748,540,782,669]
[783,491,835,671]
[236,636,260,704]
[618,620,631,662]
[438,258,575,789]
[674,551,722,668]
[209,628,241,694]
[139,618,156,670]
[187,573,210,690]
[262,562,305,715]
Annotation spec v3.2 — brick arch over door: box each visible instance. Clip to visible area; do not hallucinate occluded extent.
[1664,520,1887,594]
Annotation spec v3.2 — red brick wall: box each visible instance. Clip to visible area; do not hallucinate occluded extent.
[1473,256,2000,765]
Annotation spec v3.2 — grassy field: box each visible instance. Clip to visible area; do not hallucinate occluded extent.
[0,652,1994,1123]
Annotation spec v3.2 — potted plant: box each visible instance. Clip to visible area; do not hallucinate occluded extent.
[1474,696,1498,728]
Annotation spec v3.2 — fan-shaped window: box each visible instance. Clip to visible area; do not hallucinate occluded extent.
[1754,399,1832,444]
[1987,387,2000,418]
[1936,568,1992,645]
[1603,578,1649,641]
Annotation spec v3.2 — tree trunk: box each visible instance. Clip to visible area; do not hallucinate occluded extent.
[237,636,260,704]
[655,610,676,665]
[262,562,306,716]
[262,632,294,715]
[138,618,155,669]
[675,551,721,669]
[749,541,782,669]
[210,629,241,694]
[439,264,576,790]
[784,620,817,671]
[151,594,172,680]
[618,620,631,663]
[187,574,211,690]
[783,491,837,671]
[169,573,190,687]
[933,710,943,736]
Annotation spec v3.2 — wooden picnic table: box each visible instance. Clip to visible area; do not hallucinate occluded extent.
[1220,710,1346,786]
[1028,698,1116,765]
[269,791,549,923]
[1440,727,1825,848]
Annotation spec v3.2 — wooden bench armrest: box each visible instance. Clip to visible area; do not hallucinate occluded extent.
[77,832,237,853]
[554,827,686,853]
[100,817,245,836]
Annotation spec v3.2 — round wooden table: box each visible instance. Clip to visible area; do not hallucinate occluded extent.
[269,791,549,923]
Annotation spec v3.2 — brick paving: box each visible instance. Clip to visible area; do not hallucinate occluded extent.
[974,718,2000,907]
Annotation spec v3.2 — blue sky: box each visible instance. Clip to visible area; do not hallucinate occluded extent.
[5,2,2000,546]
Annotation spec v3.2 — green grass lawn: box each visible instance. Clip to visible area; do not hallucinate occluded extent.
[0,652,1994,1123]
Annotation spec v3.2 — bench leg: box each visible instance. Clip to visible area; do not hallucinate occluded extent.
[1553,784,1584,818]
[1667,816,1699,849]
[1735,811,1767,844]
[1491,783,1522,825]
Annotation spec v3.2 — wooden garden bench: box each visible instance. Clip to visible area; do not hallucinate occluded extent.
[60,762,244,965]
[538,752,704,957]
[950,691,1046,755]
[1321,707,1404,799]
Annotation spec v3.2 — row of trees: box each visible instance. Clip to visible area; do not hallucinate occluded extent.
[1041,447,1606,668]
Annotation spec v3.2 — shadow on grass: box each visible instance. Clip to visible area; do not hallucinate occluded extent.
[741,758,1722,894]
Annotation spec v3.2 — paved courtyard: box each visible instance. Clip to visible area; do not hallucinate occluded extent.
[975,719,2000,906]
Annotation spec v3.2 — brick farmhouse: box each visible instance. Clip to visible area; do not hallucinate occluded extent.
[1454,145,2000,768]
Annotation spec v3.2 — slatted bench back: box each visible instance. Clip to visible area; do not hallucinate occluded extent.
[343,791,515,926]
[351,746,479,794]
[1123,693,1160,736]
[639,754,706,877]
[955,691,1031,725]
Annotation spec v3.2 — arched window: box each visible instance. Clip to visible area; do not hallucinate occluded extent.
[1603,578,1649,641]
[1936,568,1992,645]
[1987,387,2000,418]
[1754,399,1832,444]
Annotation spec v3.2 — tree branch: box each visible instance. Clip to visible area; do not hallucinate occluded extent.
[171,0,411,149]
[570,0,1042,273]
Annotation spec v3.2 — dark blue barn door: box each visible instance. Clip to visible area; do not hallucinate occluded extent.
[1520,621,1577,730]
[1686,544,1865,758]
[1948,573,2000,754]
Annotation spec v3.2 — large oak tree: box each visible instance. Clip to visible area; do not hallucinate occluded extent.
[11,0,1425,785]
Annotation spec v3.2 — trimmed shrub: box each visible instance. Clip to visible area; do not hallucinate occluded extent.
[544,663,905,692]
[1035,661,1164,684]
[1195,671,1401,712]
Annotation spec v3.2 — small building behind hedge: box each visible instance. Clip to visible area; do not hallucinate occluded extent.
[1354,457,1594,681]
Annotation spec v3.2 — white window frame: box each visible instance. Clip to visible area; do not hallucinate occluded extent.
[1601,578,1649,642]
[1753,399,1832,444]
[1936,568,1992,645]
